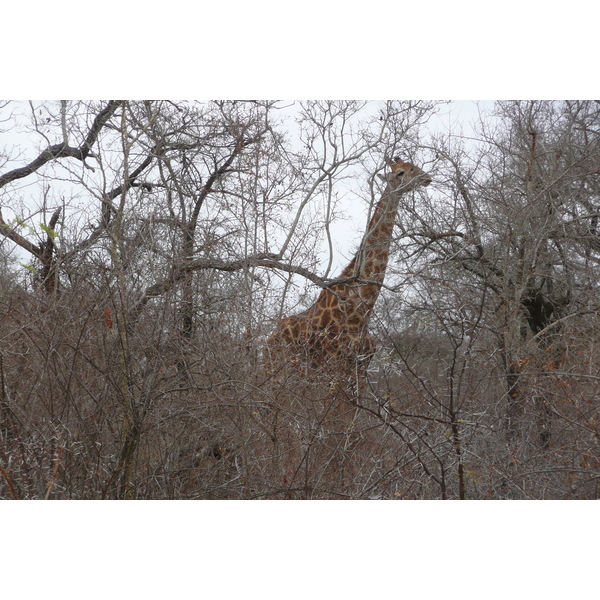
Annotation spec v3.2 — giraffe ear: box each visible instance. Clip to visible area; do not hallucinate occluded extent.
[377,173,387,181]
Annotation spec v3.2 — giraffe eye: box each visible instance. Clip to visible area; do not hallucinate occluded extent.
[396,170,405,177]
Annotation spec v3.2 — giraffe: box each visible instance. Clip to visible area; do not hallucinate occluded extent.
[265,158,432,381]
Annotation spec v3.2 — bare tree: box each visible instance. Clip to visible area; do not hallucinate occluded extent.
[370,100,600,498]
[1,100,597,499]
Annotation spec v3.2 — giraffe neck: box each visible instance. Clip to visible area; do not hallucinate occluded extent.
[313,183,401,321]
[343,183,400,283]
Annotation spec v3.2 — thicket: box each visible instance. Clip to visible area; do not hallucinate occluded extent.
[1,100,598,499]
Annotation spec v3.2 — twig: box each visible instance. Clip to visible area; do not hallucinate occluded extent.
[44,445,64,500]
[0,465,19,500]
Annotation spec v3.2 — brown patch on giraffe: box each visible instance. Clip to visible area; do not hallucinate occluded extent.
[347,314,361,328]
[319,310,332,328]
[359,285,378,300]
[341,256,357,277]
[375,248,388,262]
[362,259,378,275]
[289,321,301,338]
[330,307,344,321]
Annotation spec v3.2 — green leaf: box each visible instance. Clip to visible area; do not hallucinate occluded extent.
[20,263,38,274]
[40,223,58,239]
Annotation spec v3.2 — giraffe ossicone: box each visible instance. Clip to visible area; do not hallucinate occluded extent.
[265,158,432,380]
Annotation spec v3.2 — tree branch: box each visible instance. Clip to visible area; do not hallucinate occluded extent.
[0,100,120,189]
[81,100,122,158]
[0,208,42,259]
[128,251,396,328]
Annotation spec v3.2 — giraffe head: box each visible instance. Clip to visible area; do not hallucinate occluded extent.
[380,158,432,191]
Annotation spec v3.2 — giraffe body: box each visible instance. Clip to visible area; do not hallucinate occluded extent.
[266,159,432,379]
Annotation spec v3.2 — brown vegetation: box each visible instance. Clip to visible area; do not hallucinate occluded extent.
[1,100,598,499]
